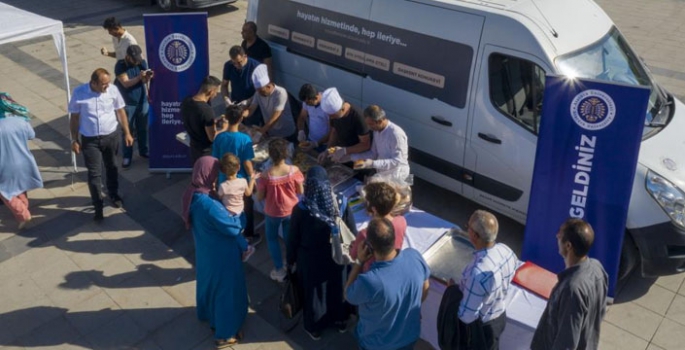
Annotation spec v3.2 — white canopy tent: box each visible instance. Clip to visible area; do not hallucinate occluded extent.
[0,2,76,172]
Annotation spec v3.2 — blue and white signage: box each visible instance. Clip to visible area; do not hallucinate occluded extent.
[522,76,650,296]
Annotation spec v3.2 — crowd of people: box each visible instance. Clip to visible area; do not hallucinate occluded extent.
[1,15,610,350]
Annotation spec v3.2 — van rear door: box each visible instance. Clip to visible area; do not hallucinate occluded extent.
[364,0,484,194]
[465,45,551,222]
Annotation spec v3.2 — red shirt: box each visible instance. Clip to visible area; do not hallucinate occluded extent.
[257,166,304,218]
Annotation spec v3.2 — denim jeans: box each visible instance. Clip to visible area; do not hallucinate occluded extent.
[122,103,149,159]
[265,215,290,270]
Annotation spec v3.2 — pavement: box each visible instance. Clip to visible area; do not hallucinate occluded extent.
[0,0,684,349]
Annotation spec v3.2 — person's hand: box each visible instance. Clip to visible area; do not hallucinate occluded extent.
[242,245,255,262]
[329,147,346,162]
[241,109,250,119]
[224,96,232,107]
[358,241,372,262]
[297,130,306,142]
[124,133,134,147]
[251,172,261,180]
[258,126,269,136]
[354,159,373,169]
[100,47,108,56]
[317,151,328,164]
[71,140,81,155]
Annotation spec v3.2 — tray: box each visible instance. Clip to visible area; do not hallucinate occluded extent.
[327,164,355,188]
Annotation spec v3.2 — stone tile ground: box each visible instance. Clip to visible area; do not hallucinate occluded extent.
[1,0,685,349]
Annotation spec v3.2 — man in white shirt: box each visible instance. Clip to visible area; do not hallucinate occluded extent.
[100,17,138,61]
[242,64,296,141]
[69,68,134,221]
[296,84,329,151]
[351,105,410,180]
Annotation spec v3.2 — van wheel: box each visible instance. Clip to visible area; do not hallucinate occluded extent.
[157,0,178,11]
[618,232,640,281]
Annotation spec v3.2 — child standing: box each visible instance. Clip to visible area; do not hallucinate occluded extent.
[218,153,258,232]
[256,138,304,282]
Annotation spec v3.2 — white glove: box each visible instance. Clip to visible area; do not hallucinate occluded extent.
[297,130,307,142]
[354,159,373,169]
[330,147,346,162]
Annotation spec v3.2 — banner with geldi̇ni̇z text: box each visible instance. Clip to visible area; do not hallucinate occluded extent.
[522,76,649,296]
[144,13,208,171]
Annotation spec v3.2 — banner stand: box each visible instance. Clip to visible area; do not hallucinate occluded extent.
[144,13,210,172]
[522,76,649,297]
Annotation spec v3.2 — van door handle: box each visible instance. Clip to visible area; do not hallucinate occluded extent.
[431,116,452,127]
[478,133,502,144]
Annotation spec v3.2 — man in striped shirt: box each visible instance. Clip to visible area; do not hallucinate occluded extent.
[458,210,518,350]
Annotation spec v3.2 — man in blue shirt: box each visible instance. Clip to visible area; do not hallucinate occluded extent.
[345,218,431,350]
[114,45,151,168]
[221,45,262,126]
[211,105,261,246]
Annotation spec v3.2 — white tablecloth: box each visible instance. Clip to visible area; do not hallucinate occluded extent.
[352,208,452,255]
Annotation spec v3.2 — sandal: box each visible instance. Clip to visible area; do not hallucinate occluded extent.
[214,331,243,349]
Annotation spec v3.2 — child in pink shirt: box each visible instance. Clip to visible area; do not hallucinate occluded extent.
[256,139,304,282]
[350,182,407,272]
[218,153,258,232]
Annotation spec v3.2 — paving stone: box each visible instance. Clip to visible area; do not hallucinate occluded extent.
[150,310,211,350]
[15,315,83,348]
[599,322,650,350]
[665,294,685,326]
[83,313,148,350]
[604,302,663,341]
[652,318,685,350]
[632,284,677,316]
[63,291,123,337]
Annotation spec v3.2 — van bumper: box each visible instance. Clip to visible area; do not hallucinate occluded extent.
[185,0,237,9]
[631,222,685,277]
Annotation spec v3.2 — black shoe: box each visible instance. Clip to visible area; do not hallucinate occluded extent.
[122,158,132,169]
[245,233,263,247]
[110,195,123,208]
[335,321,348,334]
[304,329,321,341]
[139,153,149,159]
[94,208,104,222]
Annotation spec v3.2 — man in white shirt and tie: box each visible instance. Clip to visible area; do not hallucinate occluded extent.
[69,68,133,221]
[351,105,410,180]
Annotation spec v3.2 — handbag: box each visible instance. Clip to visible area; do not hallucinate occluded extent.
[330,193,356,265]
[278,270,302,332]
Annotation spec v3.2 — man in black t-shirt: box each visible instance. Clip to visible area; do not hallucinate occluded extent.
[181,76,226,165]
[318,87,371,163]
[241,22,273,78]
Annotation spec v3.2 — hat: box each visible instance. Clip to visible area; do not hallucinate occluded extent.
[126,45,143,64]
[321,88,343,115]
[251,64,270,89]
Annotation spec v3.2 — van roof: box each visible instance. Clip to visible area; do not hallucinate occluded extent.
[425,0,613,57]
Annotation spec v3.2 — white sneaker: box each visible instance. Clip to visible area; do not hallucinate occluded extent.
[242,245,255,262]
[270,268,287,282]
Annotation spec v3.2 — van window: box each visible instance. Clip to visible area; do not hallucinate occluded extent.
[489,54,546,133]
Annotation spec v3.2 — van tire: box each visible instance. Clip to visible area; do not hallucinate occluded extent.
[619,232,640,281]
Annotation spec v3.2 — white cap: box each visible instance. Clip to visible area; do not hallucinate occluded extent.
[251,64,270,89]
[321,88,343,115]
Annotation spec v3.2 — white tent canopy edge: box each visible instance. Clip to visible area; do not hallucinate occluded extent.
[0,2,76,172]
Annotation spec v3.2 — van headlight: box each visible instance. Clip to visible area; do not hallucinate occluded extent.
[646,170,685,229]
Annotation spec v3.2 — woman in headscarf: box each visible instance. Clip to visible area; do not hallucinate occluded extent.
[286,166,357,340]
[181,156,253,349]
[0,95,42,230]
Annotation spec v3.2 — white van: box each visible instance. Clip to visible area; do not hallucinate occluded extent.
[247,0,685,278]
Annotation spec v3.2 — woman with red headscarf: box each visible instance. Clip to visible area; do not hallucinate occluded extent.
[181,156,254,348]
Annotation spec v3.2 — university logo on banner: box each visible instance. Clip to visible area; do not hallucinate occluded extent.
[522,76,649,297]
[144,13,209,171]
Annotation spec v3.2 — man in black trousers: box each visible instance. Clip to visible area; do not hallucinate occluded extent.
[69,68,133,221]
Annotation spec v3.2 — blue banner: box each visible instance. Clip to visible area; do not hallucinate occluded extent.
[522,76,649,296]
[144,13,209,171]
